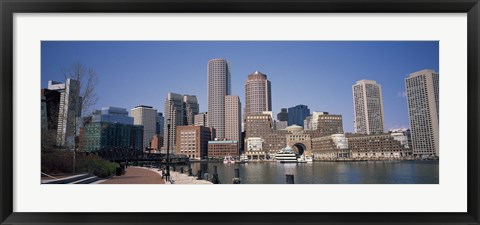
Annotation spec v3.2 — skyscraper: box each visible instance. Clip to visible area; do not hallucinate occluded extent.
[163,92,185,151]
[183,95,199,125]
[225,95,241,142]
[277,108,288,121]
[207,58,231,140]
[131,105,157,150]
[245,71,272,116]
[48,79,81,148]
[287,105,310,126]
[406,69,439,157]
[352,80,385,134]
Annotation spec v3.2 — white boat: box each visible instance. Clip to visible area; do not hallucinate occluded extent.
[223,155,235,164]
[239,154,249,163]
[297,154,313,163]
[276,146,298,163]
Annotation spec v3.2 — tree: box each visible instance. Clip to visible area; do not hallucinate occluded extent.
[62,62,99,173]
[62,62,99,116]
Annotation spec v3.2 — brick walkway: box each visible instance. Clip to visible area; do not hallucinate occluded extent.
[101,167,165,184]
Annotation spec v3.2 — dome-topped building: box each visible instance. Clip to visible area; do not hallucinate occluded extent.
[285,124,304,132]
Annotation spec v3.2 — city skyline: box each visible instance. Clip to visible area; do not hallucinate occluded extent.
[41,41,439,132]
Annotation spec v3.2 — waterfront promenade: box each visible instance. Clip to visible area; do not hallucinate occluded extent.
[100,167,165,184]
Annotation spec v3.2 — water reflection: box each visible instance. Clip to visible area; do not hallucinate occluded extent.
[187,161,439,184]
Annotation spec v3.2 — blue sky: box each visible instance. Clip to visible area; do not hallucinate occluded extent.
[41,41,439,132]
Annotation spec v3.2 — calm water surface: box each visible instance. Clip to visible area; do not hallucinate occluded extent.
[189,161,439,184]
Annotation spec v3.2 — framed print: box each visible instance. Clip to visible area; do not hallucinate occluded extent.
[1,0,479,224]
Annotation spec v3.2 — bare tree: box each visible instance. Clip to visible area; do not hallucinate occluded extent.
[62,62,99,116]
[62,62,99,173]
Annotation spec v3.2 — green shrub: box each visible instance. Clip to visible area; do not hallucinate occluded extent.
[76,155,120,178]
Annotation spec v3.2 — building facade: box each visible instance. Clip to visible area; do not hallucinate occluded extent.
[151,134,163,151]
[277,108,288,121]
[406,69,439,157]
[194,112,208,127]
[309,112,344,137]
[183,95,199,125]
[207,58,231,140]
[175,125,212,159]
[287,105,310,126]
[352,80,385,134]
[48,79,81,148]
[311,134,349,160]
[208,140,239,158]
[225,95,241,142]
[163,93,185,151]
[245,137,267,160]
[80,122,143,152]
[347,133,410,159]
[41,88,61,132]
[156,112,164,137]
[92,107,133,125]
[131,105,157,150]
[274,120,288,130]
[244,113,273,140]
[244,71,272,116]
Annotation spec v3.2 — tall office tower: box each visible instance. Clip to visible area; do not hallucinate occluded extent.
[194,112,208,127]
[352,80,385,134]
[207,58,231,140]
[225,95,241,141]
[156,112,164,136]
[131,105,157,150]
[245,71,272,116]
[287,105,310,126]
[277,108,288,121]
[183,95,199,125]
[92,107,134,125]
[163,92,185,151]
[48,79,81,148]
[406,69,439,157]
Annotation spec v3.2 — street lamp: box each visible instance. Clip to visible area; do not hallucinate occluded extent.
[166,118,171,182]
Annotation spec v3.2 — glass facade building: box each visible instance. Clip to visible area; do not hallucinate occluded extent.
[287,105,310,127]
[92,107,134,125]
[80,122,143,152]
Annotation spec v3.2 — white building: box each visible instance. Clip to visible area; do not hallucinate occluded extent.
[48,79,81,148]
[406,69,439,157]
[352,80,385,134]
[245,137,266,160]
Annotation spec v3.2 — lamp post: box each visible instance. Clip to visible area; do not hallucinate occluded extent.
[166,118,171,182]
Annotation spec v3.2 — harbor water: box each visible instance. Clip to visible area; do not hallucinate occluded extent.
[189,160,439,184]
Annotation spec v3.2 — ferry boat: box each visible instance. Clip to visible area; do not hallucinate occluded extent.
[223,155,235,164]
[276,146,298,163]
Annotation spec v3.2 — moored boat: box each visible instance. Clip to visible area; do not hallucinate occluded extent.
[223,155,235,164]
[276,146,298,163]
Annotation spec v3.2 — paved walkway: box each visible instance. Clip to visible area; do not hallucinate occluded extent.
[100,167,165,184]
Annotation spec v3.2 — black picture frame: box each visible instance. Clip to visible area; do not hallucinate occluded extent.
[1,0,479,224]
